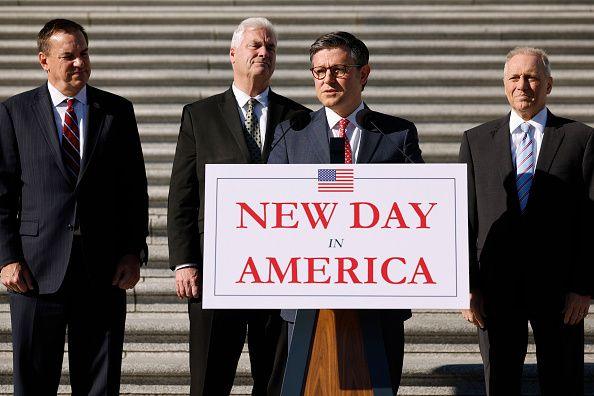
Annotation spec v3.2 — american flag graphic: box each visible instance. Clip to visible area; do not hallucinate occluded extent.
[317,169,354,192]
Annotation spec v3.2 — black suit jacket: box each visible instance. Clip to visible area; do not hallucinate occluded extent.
[0,84,149,294]
[459,110,594,307]
[268,107,424,322]
[167,87,309,274]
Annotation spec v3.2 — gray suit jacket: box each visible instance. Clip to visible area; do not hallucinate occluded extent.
[268,106,423,322]
[0,84,148,294]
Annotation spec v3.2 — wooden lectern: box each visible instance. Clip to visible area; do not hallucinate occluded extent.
[281,309,394,396]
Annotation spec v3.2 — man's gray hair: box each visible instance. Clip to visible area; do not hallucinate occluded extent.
[504,46,552,77]
[231,17,276,48]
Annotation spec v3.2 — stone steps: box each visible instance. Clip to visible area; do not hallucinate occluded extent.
[5,0,594,5]
[4,54,594,70]
[1,321,593,394]
[3,23,594,40]
[2,8,594,26]
[2,288,594,393]
[2,304,593,342]
[4,39,594,56]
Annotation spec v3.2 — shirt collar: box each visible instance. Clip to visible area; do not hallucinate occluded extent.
[325,102,365,130]
[509,107,548,134]
[47,81,87,107]
[231,84,270,108]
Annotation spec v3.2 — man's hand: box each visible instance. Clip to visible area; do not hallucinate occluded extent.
[0,262,35,293]
[112,254,141,290]
[462,291,486,329]
[563,292,591,325]
[175,267,200,299]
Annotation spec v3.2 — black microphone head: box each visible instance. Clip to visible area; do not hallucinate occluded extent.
[289,110,312,131]
[329,137,346,164]
[355,108,374,130]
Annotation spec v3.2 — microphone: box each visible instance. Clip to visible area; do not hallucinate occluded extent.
[356,108,417,164]
[329,137,345,164]
[268,110,311,155]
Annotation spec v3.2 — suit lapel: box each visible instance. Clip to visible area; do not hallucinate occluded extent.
[535,110,565,173]
[219,87,250,160]
[31,85,73,185]
[79,86,109,185]
[353,104,380,164]
[357,128,382,164]
[492,114,514,188]
[305,109,331,163]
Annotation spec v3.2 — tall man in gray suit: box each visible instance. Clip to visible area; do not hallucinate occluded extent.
[167,17,308,396]
[460,47,593,395]
[268,31,423,395]
[0,19,148,395]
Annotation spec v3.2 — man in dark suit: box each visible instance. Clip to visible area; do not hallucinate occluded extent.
[460,47,593,395]
[0,19,148,395]
[267,31,423,395]
[167,17,309,396]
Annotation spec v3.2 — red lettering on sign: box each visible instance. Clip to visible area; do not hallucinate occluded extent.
[409,202,437,229]
[409,257,436,284]
[236,202,268,229]
[350,202,380,228]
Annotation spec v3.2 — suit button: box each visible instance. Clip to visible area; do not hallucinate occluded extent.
[67,224,74,231]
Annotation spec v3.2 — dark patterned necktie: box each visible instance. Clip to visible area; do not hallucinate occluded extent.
[246,98,261,150]
[62,98,81,179]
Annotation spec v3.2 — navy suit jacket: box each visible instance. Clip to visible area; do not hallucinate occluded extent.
[268,106,424,322]
[0,84,149,294]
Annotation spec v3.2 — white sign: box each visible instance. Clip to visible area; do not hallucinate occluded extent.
[203,164,469,309]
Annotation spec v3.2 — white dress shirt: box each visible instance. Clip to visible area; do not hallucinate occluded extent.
[232,84,269,148]
[509,107,547,165]
[47,82,87,158]
[325,102,365,163]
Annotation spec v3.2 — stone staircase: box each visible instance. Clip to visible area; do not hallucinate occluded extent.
[1,1,593,394]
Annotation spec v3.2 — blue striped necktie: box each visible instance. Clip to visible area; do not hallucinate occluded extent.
[516,122,534,213]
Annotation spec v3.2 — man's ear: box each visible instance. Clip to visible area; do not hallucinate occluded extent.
[546,76,553,95]
[360,64,371,89]
[38,52,49,72]
[229,47,236,64]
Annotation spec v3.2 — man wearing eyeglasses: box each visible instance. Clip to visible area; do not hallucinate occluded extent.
[267,31,423,395]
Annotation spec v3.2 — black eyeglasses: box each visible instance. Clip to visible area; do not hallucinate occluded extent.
[310,64,362,80]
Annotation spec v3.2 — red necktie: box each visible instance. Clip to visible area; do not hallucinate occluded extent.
[62,98,81,179]
[338,118,352,164]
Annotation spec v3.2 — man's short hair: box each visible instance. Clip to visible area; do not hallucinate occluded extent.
[38,19,88,54]
[230,17,276,49]
[309,31,369,66]
[504,46,552,77]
